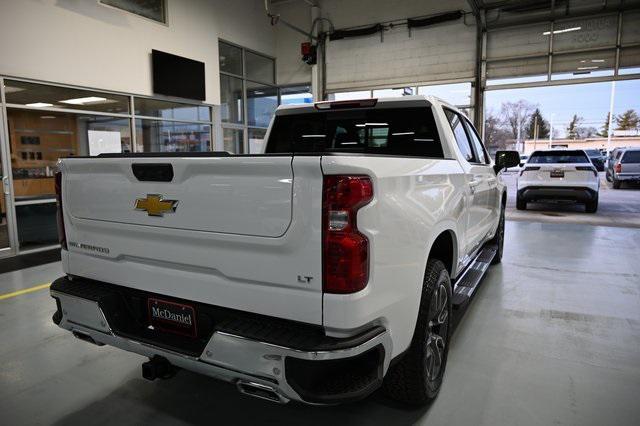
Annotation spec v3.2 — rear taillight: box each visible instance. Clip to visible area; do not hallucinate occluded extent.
[576,166,598,177]
[322,175,373,294]
[614,163,622,173]
[519,166,540,176]
[55,171,67,250]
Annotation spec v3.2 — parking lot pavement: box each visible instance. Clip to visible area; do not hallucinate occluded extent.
[501,171,640,228]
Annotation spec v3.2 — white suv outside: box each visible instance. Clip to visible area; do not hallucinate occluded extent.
[517,149,600,213]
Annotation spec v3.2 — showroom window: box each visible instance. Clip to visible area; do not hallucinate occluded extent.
[0,78,213,253]
[99,0,167,24]
[219,40,276,153]
[219,41,312,154]
[134,97,212,152]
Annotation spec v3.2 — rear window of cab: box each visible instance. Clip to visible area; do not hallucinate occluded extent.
[528,150,590,164]
[265,107,444,158]
[621,151,640,163]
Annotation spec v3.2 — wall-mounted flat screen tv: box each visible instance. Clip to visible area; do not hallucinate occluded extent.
[152,50,205,101]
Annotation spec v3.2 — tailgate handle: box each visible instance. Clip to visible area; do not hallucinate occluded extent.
[132,163,174,182]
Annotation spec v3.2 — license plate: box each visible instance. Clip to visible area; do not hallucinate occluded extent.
[148,298,197,337]
[550,170,564,178]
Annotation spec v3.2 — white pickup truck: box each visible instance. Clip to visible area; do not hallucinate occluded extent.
[50,96,519,405]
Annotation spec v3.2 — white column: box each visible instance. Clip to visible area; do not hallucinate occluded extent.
[310,5,324,102]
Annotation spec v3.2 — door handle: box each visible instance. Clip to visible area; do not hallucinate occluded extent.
[2,176,9,196]
[468,178,481,193]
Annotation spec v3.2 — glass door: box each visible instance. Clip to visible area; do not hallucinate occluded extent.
[0,102,18,257]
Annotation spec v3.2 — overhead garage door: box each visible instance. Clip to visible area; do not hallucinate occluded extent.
[325,19,476,92]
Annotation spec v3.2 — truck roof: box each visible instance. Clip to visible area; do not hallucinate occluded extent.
[275,95,450,115]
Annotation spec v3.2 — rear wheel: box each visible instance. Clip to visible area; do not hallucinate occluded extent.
[585,195,598,213]
[516,196,527,210]
[489,206,505,264]
[612,178,621,189]
[383,259,451,405]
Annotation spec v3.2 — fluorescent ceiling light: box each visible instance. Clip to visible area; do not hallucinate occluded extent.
[392,132,415,136]
[26,102,53,108]
[577,66,599,70]
[355,122,388,127]
[60,96,108,105]
[40,115,57,119]
[543,26,581,35]
[591,59,605,63]
[4,86,25,94]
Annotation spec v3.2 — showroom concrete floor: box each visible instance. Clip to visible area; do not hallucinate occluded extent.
[1,221,639,426]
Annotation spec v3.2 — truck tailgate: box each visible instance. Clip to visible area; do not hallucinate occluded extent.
[65,157,293,237]
[60,156,324,325]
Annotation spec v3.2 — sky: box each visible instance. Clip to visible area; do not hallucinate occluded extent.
[485,79,640,136]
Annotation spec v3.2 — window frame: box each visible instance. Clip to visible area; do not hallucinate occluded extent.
[219,40,278,153]
[99,0,168,25]
[462,116,491,165]
[1,75,215,255]
[444,107,478,164]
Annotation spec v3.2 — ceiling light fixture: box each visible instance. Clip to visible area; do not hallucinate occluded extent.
[542,26,581,35]
[26,102,53,108]
[60,96,108,105]
[577,66,599,70]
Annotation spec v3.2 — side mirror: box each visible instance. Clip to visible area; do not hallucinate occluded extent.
[494,150,520,174]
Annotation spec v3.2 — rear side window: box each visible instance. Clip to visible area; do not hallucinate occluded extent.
[622,151,640,163]
[528,150,590,164]
[463,118,489,164]
[265,107,444,157]
[444,109,476,162]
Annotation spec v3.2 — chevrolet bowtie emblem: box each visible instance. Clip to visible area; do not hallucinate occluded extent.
[135,194,178,217]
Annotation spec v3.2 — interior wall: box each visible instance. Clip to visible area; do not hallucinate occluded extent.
[0,0,277,105]
[273,1,313,85]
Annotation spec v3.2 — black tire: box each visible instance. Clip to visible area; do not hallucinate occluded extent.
[605,171,612,182]
[585,195,598,213]
[488,205,505,264]
[516,196,527,210]
[383,259,452,405]
[612,178,621,189]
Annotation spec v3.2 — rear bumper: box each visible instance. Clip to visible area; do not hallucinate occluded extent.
[518,186,598,203]
[50,276,391,405]
[615,173,640,181]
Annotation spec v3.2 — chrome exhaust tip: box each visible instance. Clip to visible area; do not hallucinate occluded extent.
[236,380,289,404]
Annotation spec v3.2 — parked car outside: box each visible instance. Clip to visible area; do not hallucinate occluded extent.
[517,149,600,213]
[608,147,640,189]
[584,149,605,171]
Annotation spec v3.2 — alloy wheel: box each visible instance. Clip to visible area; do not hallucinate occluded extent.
[426,282,448,381]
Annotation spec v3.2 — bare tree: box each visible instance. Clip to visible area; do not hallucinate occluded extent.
[500,100,536,148]
[566,114,583,139]
[484,110,512,151]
